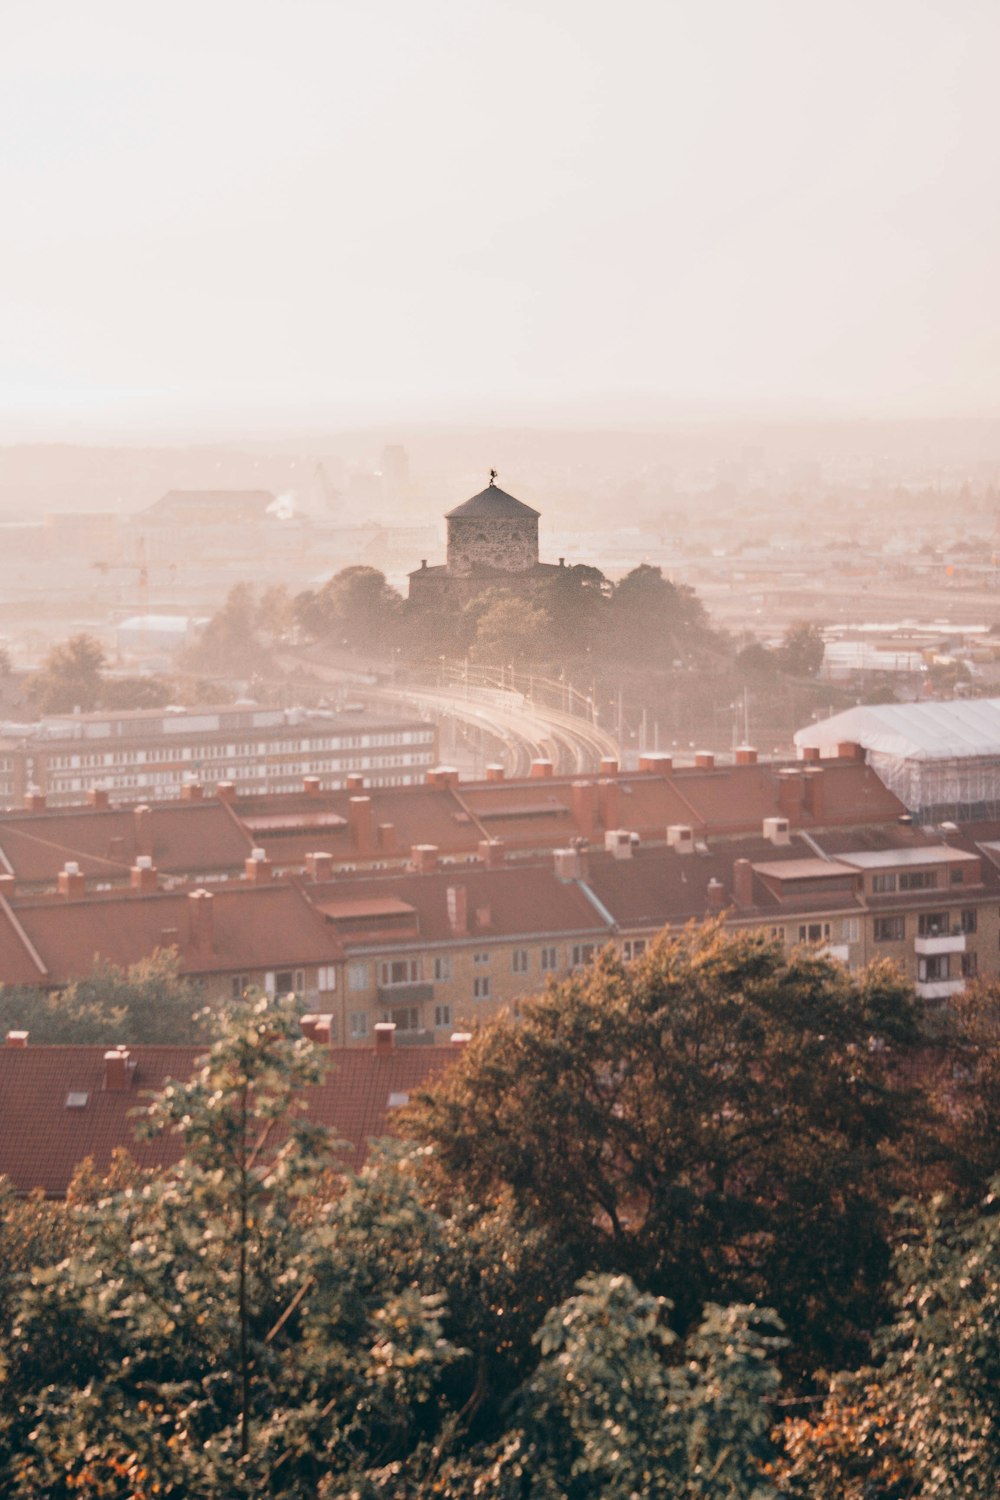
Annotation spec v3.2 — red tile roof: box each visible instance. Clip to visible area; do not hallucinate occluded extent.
[0,1041,458,1196]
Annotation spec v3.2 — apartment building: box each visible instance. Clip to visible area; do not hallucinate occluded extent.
[0,703,437,806]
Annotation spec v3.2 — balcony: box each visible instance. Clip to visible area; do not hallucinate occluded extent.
[819,943,851,965]
[914,931,966,957]
[376,982,434,1006]
[915,978,966,1001]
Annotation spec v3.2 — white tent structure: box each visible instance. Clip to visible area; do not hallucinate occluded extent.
[795,699,1000,822]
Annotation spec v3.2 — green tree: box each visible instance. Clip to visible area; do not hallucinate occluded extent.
[1,994,460,1497]
[0,950,209,1046]
[98,675,174,710]
[409,925,925,1378]
[180,583,273,679]
[775,622,825,678]
[610,565,711,668]
[294,566,403,653]
[29,634,106,713]
[470,593,552,665]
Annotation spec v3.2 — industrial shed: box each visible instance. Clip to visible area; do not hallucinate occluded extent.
[795,699,1000,823]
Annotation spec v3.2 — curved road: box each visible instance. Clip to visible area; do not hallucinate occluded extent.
[271,651,619,777]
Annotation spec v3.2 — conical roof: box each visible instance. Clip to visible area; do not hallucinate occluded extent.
[445,484,539,520]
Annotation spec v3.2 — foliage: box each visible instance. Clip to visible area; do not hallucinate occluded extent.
[0,994,462,1498]
[179,583,274,679]
[775,622,825,678]
[408,924,926,1377]
[295,566,403,652]
[0,950,210,1046]
[610,564,711,668]
[97,675,175,710]
[470,594,553,665]
[28,633,106,713]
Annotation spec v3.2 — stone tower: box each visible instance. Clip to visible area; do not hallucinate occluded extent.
[444,479,540,576]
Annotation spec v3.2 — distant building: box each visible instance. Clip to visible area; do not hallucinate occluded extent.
[0,704,437,806]
[140,490,277,525]
[408,475,569,606]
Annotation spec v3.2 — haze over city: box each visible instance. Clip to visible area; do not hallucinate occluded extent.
[4,0,1000,439]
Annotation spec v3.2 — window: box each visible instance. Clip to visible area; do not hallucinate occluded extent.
[434,1004,452,1027]
[900,870,937,891]
[540,946,558,971]
[384,1005,420,1031]
[872,873,897,893]
[231,973,252,999]
[349,1010,369,1039]
[474,951,491,965]
[622,938,647,961]
[348,962,369,991]
[840,918,860,943]
[769,926,786,942]
[918,954,950,983]
[798,923,832,943]
[951,867,965,885]
[317,965,337,992]
[961,951,978,979]
[918,913,950,938]
[512,949,529,974]
[874,916,905,942]
[432,954,452,981]
[272,969,305,995]
[572,944,596,968]
[379,958,421,987]
[961,909,978,934]
[473,976,491,1000]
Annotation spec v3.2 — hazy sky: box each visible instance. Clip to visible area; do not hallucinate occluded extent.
[3,0,1000,436]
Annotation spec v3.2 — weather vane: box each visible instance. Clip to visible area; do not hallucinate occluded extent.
[489,468,498,486]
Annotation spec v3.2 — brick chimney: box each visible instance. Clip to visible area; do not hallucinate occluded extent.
[377,822,397,854]
[426,766,460,787]
[599,757,619,777]
[801,745,821,763]
[694,750,715,770]
[479,838,505,868]
[216,780,237,803]
[58,861,85,898]
[188,888,215,952]
[181,781,204,802]
[530,759,554,779]
[597,777,620,831]
[87,786,110,810]
[301,1013,333,1045]
[245,848,273,884]
[571,780,598,839]
[133,804,153,858]
[346,773,365,793]
[554,845,587,881]
[24,787,46,813]
[306,851,334,882]
[349,796,375,856]
[130,855,158,894]
[303,775,321,797]
[735,746,758,765]
[777,769,804,819]
[446,883,469,936]
[374,1021,396,1054]
[836,741,866,762]
[733,858,754,907]
[5,1030,28,1047]
[0,873,14,896]
[411,844,439,874]
[706,877,726,910]
[485,763,505,782]
[104,1047,133,1091]
[802,766,824,820]
[638,753,673,774]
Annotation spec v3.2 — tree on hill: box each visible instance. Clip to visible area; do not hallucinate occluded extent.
[469,592,553,665]
[28,633,105,713]
[776,621,825,678]
[611,565,713,667]
[408,924,927,1378]
[294,566,403,653]
[179,583,274,679]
